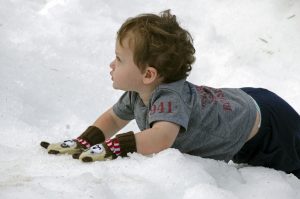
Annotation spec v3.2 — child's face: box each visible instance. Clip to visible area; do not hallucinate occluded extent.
[110,37,145,92]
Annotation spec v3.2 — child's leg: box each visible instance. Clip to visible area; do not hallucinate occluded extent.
[233,88,300,178]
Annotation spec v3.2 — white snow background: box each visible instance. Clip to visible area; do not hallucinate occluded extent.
[1,0,300,198]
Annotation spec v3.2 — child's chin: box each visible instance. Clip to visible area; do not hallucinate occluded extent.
[112,82,130,91]
[112,84,122,90]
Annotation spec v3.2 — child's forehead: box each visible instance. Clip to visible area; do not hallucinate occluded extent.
[116,35,135,53]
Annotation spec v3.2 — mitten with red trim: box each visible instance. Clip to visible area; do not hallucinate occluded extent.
[78,131,136,162]
[40,126,105,155]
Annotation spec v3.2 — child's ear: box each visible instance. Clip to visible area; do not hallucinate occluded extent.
[143,66,158,84]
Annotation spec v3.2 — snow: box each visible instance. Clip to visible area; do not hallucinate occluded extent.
[0,0,300,198]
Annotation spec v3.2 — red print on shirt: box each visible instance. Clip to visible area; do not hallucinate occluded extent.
[195,86,232,111]
[150,101,173,115]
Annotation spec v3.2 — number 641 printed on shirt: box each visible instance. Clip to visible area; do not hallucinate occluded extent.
[150,101,173,115]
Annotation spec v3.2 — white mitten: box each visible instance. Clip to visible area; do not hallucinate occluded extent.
[40,126,106,156]
[79,143,117,162]
[40,140,84,155]
[79,131,137,162]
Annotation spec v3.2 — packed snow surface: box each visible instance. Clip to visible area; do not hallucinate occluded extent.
[1,0,300,198]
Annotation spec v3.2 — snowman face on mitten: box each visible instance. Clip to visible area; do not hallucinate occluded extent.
[79,144,113,162]
[61,140,76,148]
[90,144,104,154]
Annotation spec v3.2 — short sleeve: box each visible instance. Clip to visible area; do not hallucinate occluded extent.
[148,88,191,132]
[112,91,136,121]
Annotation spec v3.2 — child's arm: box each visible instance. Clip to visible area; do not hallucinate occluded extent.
[135,121,180,155]
[92,107,130,139]
[78,121,180,162]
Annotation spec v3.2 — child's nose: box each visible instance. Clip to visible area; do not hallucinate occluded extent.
[110,59,116,69]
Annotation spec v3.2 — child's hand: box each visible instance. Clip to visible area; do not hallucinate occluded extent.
[40,131,135,162]
[78,143,117,162]
[40,126,106,157]
[40,140,84,155]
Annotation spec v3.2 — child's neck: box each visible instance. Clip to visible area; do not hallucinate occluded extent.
[138,76,163,107]
[138,83,160,107]
[139,90,154,107]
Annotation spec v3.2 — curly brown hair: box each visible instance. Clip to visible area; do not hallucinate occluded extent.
[117,10,196,83]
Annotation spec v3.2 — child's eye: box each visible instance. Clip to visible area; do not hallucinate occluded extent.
[116,56,121,62]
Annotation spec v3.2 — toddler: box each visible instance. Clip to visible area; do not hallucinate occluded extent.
[41,10,300,178]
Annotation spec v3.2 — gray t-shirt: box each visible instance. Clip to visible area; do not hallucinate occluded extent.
[113,79,257,161]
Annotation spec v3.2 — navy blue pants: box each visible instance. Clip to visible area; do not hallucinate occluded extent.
[233,88,300,178]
